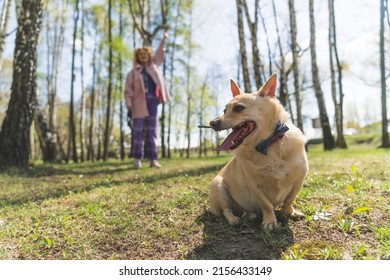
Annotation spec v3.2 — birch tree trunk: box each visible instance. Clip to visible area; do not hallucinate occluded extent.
[258,3,273,78]
[167,0,182,158]
[198,78,207,157]
[159,0,169,158]
[79,0,86,161]
[0,0,44,169]
[96,63,103,161]
[328,0,347,148]
[87,31,98,162]
[0,0,12,70]
[67,0,79,163]
[241,0,263,87]
[87,5,105,162]
[309,0,334,150]
[289,0,303,132]
[118,0,125,160]
[103,0,113,161]
[34,98,58,162]
[271,0,289,112]
[46,0,68,161]
[379,0,390,147]
[236,0,251,92]
[185,4,193,159]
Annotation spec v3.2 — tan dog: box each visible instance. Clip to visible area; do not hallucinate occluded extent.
[209,73,308,230]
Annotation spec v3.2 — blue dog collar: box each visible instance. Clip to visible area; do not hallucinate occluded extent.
[255,122,289,155]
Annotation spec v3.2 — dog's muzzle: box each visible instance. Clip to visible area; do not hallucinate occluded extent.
[209,119,222,131]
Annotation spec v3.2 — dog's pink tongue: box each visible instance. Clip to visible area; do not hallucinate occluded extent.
[215,129,241,151]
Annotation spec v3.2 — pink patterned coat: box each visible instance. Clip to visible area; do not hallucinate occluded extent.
[124,36,170,118]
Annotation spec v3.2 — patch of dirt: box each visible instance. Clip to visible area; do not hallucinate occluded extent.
[189,211,294,260]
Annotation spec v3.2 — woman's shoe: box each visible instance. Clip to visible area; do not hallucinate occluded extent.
[133,159,142,169]
[150,160,161,168]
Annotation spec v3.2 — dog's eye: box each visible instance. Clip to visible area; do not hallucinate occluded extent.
[233,105,245,113]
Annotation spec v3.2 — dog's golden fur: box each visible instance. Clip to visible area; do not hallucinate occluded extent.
[209,73,309,230]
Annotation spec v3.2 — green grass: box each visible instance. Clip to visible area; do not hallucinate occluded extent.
[0,147,389,259]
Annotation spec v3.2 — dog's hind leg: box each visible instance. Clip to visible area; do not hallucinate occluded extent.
[210,176,240,225]
[283,178,305,218]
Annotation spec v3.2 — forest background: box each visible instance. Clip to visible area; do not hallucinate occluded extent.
[0,0,389,166]
[0,0,389,263]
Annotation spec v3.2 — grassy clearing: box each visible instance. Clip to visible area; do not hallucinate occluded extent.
[0,147,389,259]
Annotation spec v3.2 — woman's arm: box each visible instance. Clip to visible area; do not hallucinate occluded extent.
[124,70,134,110]
[152,32,168,66]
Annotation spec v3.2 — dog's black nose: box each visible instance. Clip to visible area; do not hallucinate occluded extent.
[209,119,220,130]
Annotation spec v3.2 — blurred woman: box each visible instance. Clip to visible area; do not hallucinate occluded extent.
[124,32,170,169]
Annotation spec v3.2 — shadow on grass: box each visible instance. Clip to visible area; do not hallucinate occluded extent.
[188,210,294,260]
[0,163,226,209]
[4,157,227,178]
[20,161,133,178]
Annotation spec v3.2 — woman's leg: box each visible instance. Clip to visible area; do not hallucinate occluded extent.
[131,118,145,160]
[144,115,158,161]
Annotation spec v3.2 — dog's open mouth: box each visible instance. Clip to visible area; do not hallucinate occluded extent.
[216,121,256,151]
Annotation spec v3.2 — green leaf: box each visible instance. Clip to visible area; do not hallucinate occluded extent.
[352,207,371,214]
[313,211,332,221]
[356,244,366,255]
[43,237,54,248]
[30,216,41,227]
[351,165,357,176]
[346,185,355,194]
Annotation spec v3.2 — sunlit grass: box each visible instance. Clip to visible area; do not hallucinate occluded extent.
[0,146,389,259]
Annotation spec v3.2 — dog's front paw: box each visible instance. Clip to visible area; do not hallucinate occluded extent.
[290,209,304,219]
[283,206,304,220]
[261,221,279,231]
[228,216,241,226]
[223,209,241,225]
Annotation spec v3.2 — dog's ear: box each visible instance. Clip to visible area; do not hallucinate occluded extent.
[230,79,242,97]
[258,73,277,98]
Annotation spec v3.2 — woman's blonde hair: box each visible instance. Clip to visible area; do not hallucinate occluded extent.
[134,47,153,66]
